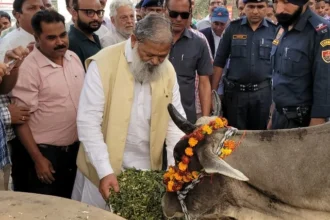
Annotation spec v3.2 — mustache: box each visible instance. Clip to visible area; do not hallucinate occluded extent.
[275,13,291,19]
[89,21,101,26]
[54,45,66,50]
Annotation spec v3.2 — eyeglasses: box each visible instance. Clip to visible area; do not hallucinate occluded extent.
[167,7,191,19]
[75,9,105,18]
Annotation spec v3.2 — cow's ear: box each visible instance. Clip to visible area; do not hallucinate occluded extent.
[197,147,249,181]
[162,192,184,219]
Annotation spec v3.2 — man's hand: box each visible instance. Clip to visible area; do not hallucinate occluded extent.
[267,119,272,130]
[34,156,55,184]
[4,46,29,71]
[8,104,30,124]
[0,63,7,83]
[309,118,326,127]
[26,42,35,52]
[99,174,120,201]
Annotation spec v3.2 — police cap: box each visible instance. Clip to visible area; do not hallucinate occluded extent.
[142,0,164,8]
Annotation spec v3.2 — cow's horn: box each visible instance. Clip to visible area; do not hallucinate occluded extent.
[212,90,221,116]
[168,104,196,134]
[197,146,249,181]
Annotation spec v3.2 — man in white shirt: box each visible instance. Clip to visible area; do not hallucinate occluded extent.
[71,14,185,208]
[196,0,226,30]
[102,0,135,47]
[200,7,229,59]
[0,0,45,61]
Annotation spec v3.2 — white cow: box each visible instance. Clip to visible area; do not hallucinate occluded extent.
[162,103,330,220]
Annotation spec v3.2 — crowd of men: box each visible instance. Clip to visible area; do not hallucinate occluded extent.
[0,0,329,213]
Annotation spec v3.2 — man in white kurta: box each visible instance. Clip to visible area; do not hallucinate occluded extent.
[102,0,135,47]
[71,21,185,209]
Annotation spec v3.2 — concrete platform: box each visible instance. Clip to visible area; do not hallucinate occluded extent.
[0,191,125,220]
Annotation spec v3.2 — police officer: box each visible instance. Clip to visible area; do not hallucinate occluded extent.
[213,0,277,130]
[142,0,164,17]
[270,0,330,129]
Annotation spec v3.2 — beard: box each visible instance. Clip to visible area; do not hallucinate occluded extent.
[117,27,133,39]
[130,45,164,83]
[275,6,303,28]
[77,16,101,34]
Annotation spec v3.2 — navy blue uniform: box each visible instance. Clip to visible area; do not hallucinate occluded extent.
[271,8,330,129]
[214,17,277,130]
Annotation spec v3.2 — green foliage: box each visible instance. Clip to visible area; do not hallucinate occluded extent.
[193,0,209,19]
[108,169,166,220]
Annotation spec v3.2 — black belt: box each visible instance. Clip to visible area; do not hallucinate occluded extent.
[276,106,311,119]
[38,141,80,151]
[224,78,271,92]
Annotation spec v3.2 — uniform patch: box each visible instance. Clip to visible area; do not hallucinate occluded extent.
[233,34,247,39]
[321,39,330,47]
[316,23,328,31]
[321,29,328,34]
[272,28,284,46]
[322,50,330,63]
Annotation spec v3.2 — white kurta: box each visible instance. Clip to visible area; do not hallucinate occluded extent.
[0,27,34,61]
[212,29,221,58]
[71,40,186,209]
[101,30,128,47]
[196,15,211,31]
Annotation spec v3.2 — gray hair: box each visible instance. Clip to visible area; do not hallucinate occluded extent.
[134,13,173,44]
[110,0,134,17]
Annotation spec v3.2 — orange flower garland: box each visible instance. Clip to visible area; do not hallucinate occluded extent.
[163,117,238,192]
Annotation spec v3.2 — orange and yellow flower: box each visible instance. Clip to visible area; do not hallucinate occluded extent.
[185,147,194,156]
[163,117,239,192]
[179,162,188,171]
[214,118,224,129]
[192,171,199,179]
[202,125,213,135]
[224,140,236,150]
[188,137,198,147]
[174,173,183,181]
[167,180,175,192]
[168,166,175,174]
[220,148,233,158]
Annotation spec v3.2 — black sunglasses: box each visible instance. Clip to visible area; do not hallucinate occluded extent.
[167,7,191,19]
[75,9,105,18]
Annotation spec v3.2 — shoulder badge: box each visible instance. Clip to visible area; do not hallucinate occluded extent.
[308,15,329,34]
[320,39,330,47]
[316,23,328,32]
[321,50,330,63]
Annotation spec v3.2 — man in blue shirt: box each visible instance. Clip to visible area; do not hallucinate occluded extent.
[213,0,277,130]
[270,0,330,129]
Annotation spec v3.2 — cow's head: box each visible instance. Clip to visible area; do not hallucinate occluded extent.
[162,94,249,219]
[168,103,248,182]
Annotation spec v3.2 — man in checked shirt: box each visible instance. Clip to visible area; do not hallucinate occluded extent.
[0,46,30,191]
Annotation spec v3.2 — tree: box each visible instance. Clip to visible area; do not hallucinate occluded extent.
[193,0,209,20]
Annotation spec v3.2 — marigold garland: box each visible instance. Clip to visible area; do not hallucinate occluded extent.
[163,117,239,192]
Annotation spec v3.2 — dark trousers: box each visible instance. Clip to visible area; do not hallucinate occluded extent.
[11,140,79,199]
[10,137,30,192]
[271,109,310,129]
[224,86,272,130]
